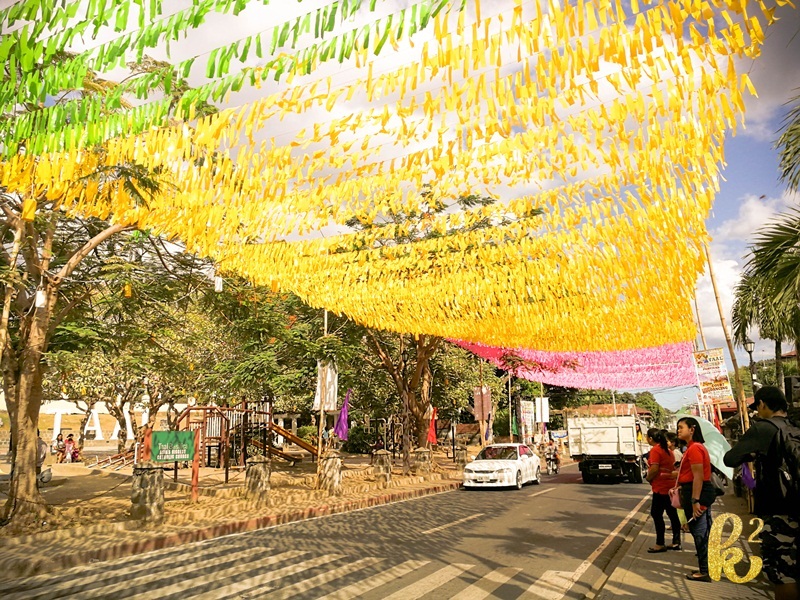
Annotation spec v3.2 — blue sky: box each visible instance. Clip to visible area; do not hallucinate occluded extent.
[651,6,800,411]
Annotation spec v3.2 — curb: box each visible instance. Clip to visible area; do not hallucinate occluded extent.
[0,479,463,581]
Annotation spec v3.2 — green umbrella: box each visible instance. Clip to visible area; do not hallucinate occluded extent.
[690,416,734,479]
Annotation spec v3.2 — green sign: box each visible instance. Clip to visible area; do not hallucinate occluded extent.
[151,431,195,462]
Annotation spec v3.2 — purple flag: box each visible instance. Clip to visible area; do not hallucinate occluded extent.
[334,389,350,441]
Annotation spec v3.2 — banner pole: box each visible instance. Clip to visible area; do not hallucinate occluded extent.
[704,243,749,431]
[192,428,200,502]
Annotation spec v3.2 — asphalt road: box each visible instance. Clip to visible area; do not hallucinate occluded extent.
[1,464,650,600]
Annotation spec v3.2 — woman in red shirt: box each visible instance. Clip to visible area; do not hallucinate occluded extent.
[676,416,715,583]
[645,429,681,552]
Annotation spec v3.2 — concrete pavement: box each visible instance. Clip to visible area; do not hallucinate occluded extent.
[593,491,773,599]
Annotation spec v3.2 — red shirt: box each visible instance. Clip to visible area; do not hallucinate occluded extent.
[678,440,711,484]
[648,445,675,494]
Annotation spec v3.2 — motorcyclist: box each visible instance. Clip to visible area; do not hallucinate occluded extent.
[544,440,560,474]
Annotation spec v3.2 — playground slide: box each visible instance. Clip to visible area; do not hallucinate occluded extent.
[248,439,302,464]
[270,422,319,457]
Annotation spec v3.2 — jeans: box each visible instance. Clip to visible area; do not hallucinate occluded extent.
[688,507,713,575]
[651,492,681,546]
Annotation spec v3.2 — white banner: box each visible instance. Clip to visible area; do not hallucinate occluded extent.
[313,360,338,411]
[535,397,550,423]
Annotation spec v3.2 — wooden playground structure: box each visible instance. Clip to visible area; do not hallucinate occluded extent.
[92,399,317,473]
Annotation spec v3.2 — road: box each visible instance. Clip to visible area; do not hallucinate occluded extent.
[1,464,650,600]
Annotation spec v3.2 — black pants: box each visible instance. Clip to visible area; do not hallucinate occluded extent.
[651,492,681,546]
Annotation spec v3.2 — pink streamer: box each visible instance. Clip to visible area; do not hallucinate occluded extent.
[453,340,697,390]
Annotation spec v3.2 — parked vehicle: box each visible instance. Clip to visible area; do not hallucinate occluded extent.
[567,415,647,484]
[463,443,541,490]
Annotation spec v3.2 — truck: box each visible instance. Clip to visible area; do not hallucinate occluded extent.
[566,415,648,484]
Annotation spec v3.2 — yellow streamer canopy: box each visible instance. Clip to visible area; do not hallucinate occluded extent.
[0,0,781,351]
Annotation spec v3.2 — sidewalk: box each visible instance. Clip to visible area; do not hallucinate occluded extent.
[594,491,773,599]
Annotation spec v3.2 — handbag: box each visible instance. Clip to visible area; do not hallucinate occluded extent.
[669,486,682,509]
[669,452,687,509]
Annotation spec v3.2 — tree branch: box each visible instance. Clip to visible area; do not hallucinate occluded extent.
[55,223,134,283]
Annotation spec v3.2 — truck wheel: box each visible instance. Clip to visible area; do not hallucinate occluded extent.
[631,460,645,484]
[583,473,595,484]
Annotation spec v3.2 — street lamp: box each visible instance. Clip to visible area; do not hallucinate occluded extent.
[744,339,757,391]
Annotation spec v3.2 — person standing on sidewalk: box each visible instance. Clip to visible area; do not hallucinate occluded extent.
[645,429,681,553]
[724,386,799,600]
[677,416,716,583]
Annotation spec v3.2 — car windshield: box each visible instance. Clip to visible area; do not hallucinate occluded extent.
[476,446,518,461]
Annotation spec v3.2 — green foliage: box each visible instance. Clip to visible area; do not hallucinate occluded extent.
[778,93,800,192]
[296,425,317,444]
[492,408,510,437]
[0,0,462,156]
[340,425,373,454]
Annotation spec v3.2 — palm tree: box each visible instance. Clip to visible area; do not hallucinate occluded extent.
[778,93,800,192]
[731,270,796,390]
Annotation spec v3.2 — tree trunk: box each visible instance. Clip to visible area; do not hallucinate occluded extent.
[2,307,52,526]
[414,363,433,447]
[776,339,784,394]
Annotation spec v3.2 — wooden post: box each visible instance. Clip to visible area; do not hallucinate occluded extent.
[192,428,200,502]
[704,243,750,431]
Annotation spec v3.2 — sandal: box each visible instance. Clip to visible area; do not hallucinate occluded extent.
[647,546,668,553]
[686,573,712,582]
[667,544,681,551]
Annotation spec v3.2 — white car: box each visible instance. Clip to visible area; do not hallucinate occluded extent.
[463,443,542,490]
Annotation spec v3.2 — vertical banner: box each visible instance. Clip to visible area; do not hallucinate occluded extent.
[693,348,735,410]
[535,397,550,423]
[313,360,338,411]
[520,400,535,445]
[473,386,492,420]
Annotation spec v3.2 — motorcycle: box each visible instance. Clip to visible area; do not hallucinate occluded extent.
[546,456,559,475]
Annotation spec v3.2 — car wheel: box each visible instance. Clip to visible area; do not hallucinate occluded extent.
[533,466,542,484]
[515,470,523,490]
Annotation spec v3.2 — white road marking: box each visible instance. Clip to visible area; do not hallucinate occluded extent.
[168,552,334,600]
[457,567,523,600]
[529,487,556,498]
[15,547,271,600]
[381,563,472,600]
[264,556,384,599]
[520,492,650,599]
[422,512,485,534]
[316,559,429,600]
[525,571,575,600]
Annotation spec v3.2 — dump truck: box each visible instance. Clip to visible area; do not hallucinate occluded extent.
[566,415,648,483]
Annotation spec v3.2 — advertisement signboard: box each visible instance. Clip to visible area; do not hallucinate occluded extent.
[693,348,735,405]
[520,400,535,444]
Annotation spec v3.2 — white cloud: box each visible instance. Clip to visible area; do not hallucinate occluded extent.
[738,6,800,141]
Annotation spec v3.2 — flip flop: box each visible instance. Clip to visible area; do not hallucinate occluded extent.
[647,546,668,553]
[686,573,712,582]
